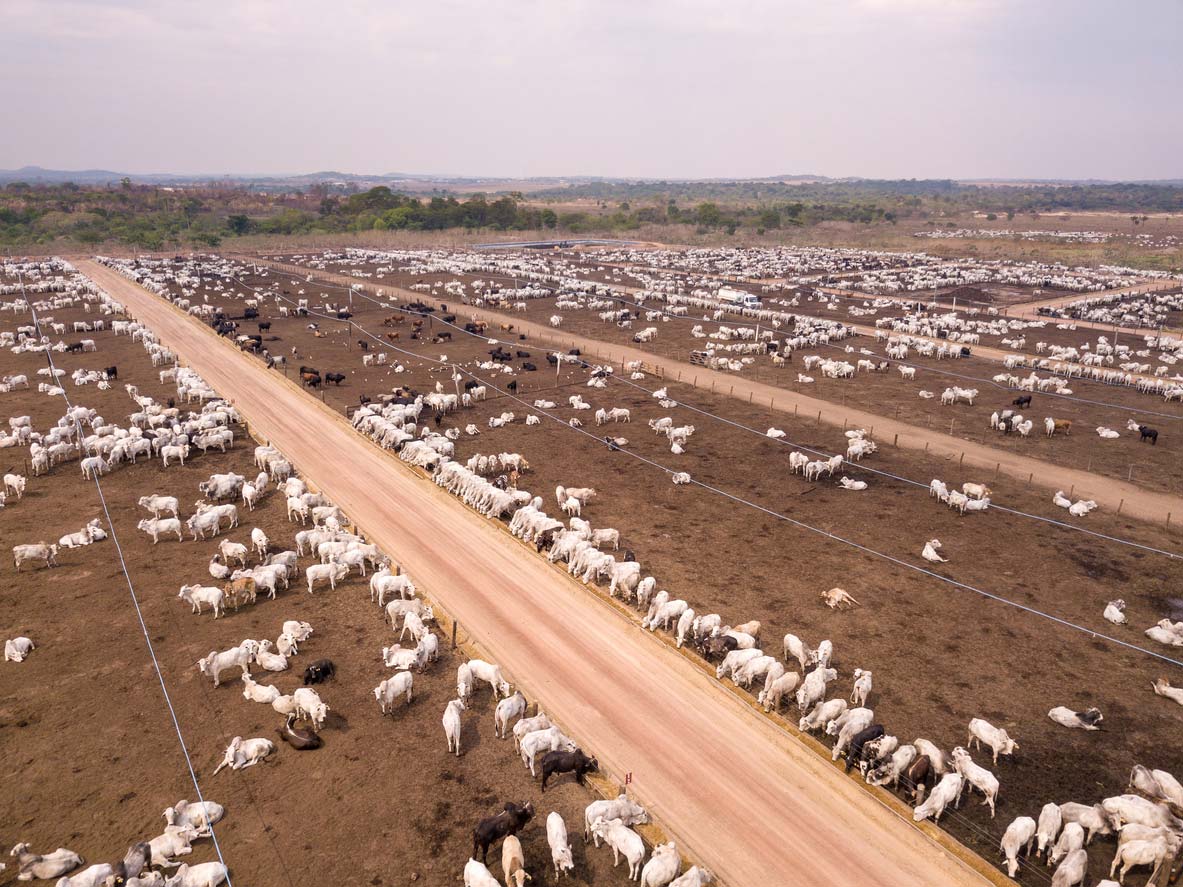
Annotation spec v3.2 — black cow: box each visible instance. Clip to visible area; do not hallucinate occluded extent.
[845,724,885,773]
[522,362,537,372]
[358,339,369,351]
[464,380,481,391]
[506,380,518,393]
[1012,394,1031,409]
[104,365,118,380]
[697,634,737,660]
[545,353,559,366]
[303,659,336,685]
[472,802,534,863]
[540,749,598,791]
[568,348,581,356]
[516,350,531,359]
[337,310,352,320]
[299,365,320,376]
[65,342,84,353]
[243,307,259,320]
[1139,425,1159,445]
[325,372,346,386]
[258,322,271,333]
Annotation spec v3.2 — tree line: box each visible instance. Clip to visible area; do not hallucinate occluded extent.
[1,179,1180,250]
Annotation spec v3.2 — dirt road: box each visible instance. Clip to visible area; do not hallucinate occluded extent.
[242,256,1182,524]
[78,263,1002,885]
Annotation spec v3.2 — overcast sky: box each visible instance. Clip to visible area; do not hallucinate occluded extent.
[2,0,1179,180]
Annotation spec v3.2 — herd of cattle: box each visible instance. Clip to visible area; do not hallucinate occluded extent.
[13,250,1182,885]
[2,260,721,887]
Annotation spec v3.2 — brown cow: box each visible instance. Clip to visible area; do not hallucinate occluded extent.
[1048,418,1073,436]
[901,755,934,803]
[224,576,257,611]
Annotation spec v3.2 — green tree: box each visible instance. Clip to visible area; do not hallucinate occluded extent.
[226,214,252,235]
[695,202,722,227]
[488,196,518,229]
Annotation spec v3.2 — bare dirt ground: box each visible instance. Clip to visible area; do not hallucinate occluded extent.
[80,258,1001,887]
[0,289,637,887]
[87,256,1183,886]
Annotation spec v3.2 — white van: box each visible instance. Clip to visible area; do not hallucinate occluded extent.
[717,287,762,309]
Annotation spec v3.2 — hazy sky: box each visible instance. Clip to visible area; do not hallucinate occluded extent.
[2,0,1180,180]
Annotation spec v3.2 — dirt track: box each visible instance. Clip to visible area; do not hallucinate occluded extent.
[242,256,1182,525]
[78,262,1002,885]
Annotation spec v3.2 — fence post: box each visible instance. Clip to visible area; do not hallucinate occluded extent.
[817,410,822,424]
[451,621,458,650]
[1118,498,1124,515]
[893,433,898,447]
[959,452,964,469]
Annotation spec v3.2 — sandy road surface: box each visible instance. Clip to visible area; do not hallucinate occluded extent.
[78,262,1000,885]
[242,257,1182,524]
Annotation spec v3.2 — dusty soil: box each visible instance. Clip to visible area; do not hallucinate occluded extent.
[0,291,633,887]
[116,255,1183,886]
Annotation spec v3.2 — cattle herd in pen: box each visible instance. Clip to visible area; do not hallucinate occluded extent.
[5,244,1183,887]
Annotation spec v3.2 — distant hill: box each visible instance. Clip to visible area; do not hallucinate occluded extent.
[1,166,1180,191]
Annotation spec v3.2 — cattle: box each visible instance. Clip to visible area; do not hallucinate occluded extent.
[103,365,118,379]
[277,713,322,750]
[540,748,598,791]
[1012,394,1032,409]
[844,724,885,773]
[325,372,346,386]
[303,659,336,685]
[472,802,535,863]
[901,755,934,803]
[1139,425,1159,445]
